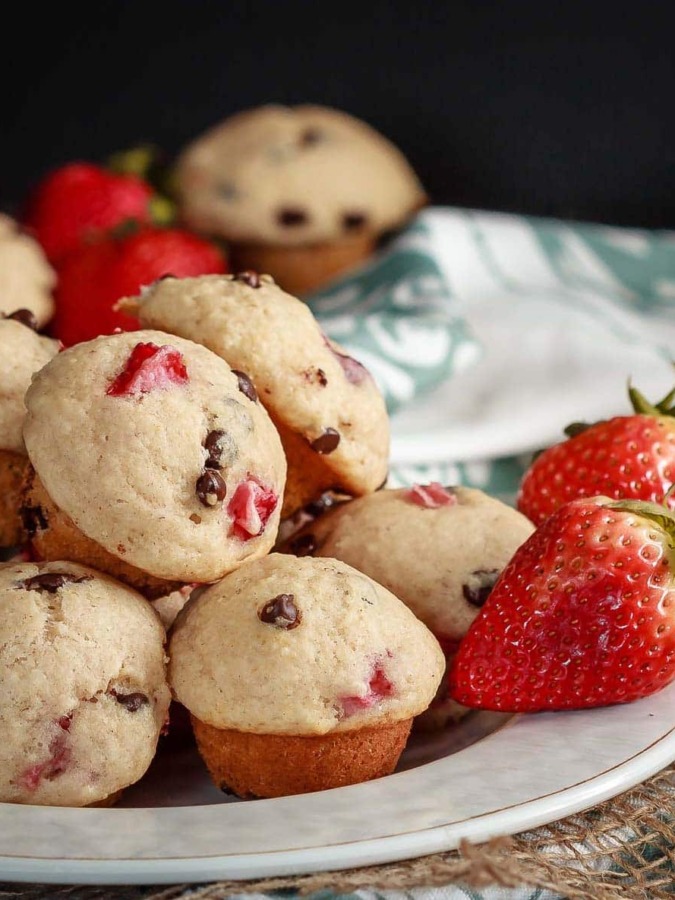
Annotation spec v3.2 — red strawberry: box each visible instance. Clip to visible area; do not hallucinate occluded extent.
[21,161,155,264]
[51,225,227,346]
[517,384,675,527]
[106,342,189,396]
[449,496,675,712]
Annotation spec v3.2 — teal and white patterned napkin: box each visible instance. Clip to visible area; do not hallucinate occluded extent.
[306,216,482,414]
[307,207,675,504]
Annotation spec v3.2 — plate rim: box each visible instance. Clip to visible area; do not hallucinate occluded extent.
[1,691,674,886]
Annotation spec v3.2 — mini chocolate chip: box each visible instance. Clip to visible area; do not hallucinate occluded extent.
[290,533,316,556]
[19,572,90,593]
[342,211,368,232]
[304,491,340,517]
[277,207,308,227]
[234,270,261,288]
[204,429,229,468]
[299,127,322,146]
[258,593,301,629]
[113,691,149,712]
[310,428,340,454]
[304,367,328,387]
[19,504,48,537]
[462,569,501,608]
[216,183,238,201]
[5,308,38,330]
[232,369,258,402]
[196,470,227,507]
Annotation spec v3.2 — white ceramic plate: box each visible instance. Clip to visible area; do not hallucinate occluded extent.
[1,682,674,886]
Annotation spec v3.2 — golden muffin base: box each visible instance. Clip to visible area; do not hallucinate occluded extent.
[0,449,30,547]
[273,417,348,519]
[228,233,376,298]
[19,464,182,600]
[191,715,412,799]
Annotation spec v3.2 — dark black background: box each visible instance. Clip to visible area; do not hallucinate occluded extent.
[3,1,673,227]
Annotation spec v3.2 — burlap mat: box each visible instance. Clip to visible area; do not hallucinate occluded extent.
[2,763,674,900]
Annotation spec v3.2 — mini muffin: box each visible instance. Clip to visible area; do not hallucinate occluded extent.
[0,214,56,328]
[119,274,389,518]
[169,553,444,798]
[0,316,60,547]
[279,484,535,730]
[21,329,286,598]
[0,560,170,806]
[172,104,427,296]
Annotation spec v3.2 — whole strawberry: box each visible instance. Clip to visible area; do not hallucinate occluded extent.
[517,384,675,527]
[51,225,228,346]
[21,161,156,264]
[449,496,675,712]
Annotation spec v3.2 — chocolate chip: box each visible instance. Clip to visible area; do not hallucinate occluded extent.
[258,593,301,629]
[19,504,48,537]
[112,691,149,712]
[196,470,227,507]
[234,270,261,289]
[277,208,308,227]
[310,428,341,454]
[304,367,328,387]
[232,370,258,402]
[19,572,90,593]
[216,183,238,201]
[299,128,322,147]
[4,308,38,330]
[204,429,229,469]
[304,491,340,517]
[290,533,316,557]
[462,569,501,608]
[342,212,368,232]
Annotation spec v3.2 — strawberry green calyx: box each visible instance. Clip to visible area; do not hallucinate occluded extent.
[628,382,675,418]
[604,497,675,546]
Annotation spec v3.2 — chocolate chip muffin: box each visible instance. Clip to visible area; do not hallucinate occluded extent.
[169,553,444,798]
[118,273,389,518]
[278,484,535,729]
[0,560,170,806]
[0,214,56,328]
[21,329,287,597]
[0,316,60,547]
[172,104,427,296]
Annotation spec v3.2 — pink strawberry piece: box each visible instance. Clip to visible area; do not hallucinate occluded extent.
[228,477,278,540]
[406,482,456,508]
[322,336,369,385]
[16,734,70,792]
[340,660,395,718]
[106,342,188,396]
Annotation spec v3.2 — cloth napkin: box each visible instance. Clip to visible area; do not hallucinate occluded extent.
[309,207,675,503]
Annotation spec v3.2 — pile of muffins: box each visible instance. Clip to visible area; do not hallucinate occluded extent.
[0,107,536,807]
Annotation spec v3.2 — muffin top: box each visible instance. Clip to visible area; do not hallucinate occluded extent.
[0,560,170,806]
[173,104,427,247]
[280,485,535,645]
[0,214,56,327]
[119,274,389,503]
[0,318,60,454]
[169,553,444,735]
[23,329,286,583]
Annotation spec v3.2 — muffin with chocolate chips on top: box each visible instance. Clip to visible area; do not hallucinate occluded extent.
[0,314,60,547]
[172,104,427,296]
[278,485,535,729]
[0,560,170,806]
[169,553,444,798]
[20,329,286,598]
[118,273,389,518]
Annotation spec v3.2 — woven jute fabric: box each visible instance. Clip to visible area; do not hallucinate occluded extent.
[2,763,674,900]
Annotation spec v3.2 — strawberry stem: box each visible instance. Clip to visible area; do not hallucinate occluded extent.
[605,498,675,542]
[628,380,675,417]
